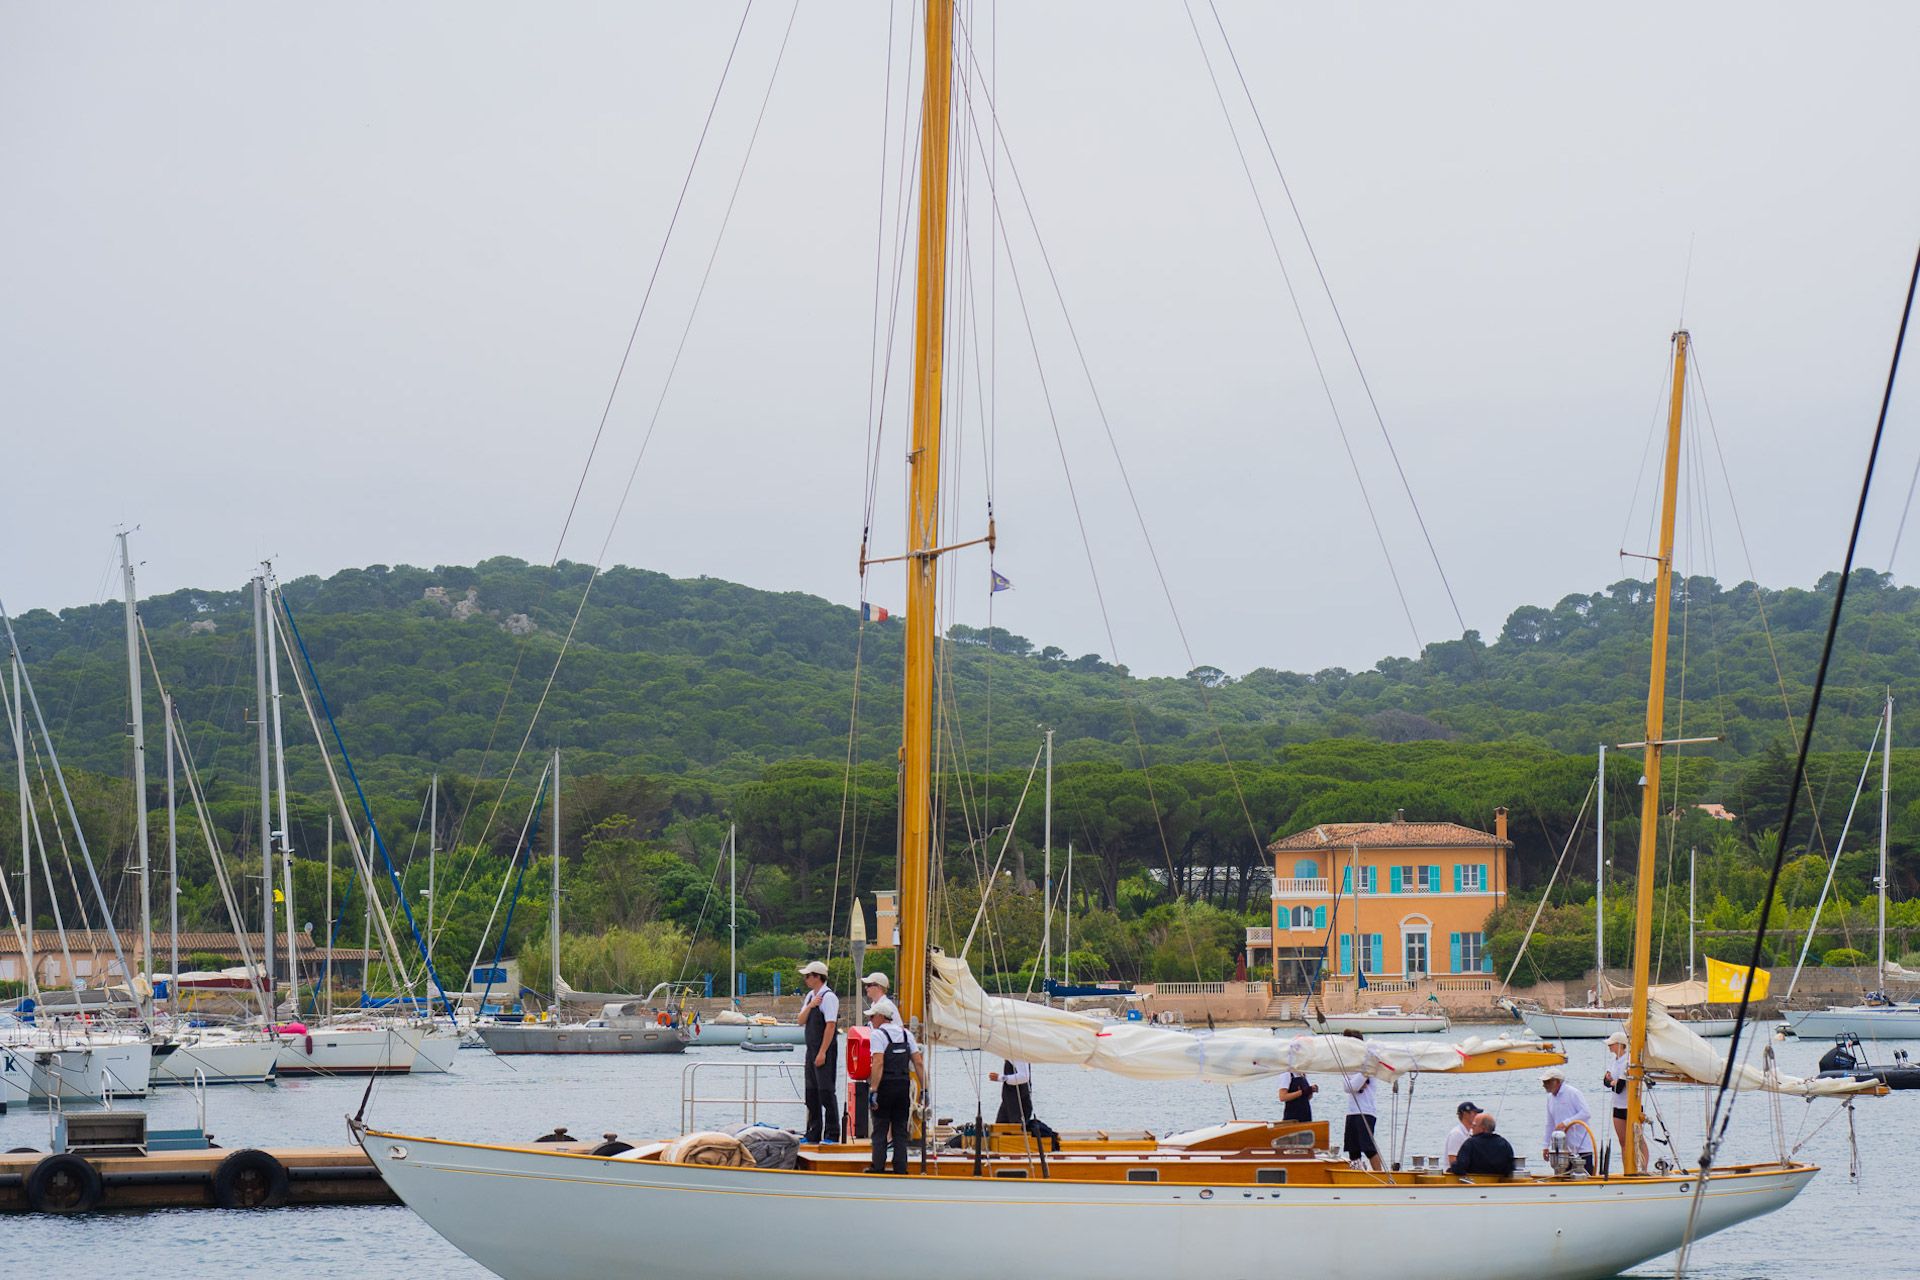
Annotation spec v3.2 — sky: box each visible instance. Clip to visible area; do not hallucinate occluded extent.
[3,2,1918,679]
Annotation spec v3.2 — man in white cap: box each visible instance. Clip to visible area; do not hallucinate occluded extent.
[1603,1030,1649,1168]
[862,972,900,1027]
[863,998,925,1174]
[1540,1066,1593,1174]
[797,960,840,1143]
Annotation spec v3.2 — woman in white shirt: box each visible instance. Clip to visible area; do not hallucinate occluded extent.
[1602,1031,1648,1168]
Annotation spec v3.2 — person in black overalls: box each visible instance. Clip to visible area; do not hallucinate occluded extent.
[797,960,840,1143]
[863,998,925,1174]
[990,1060,1033,1127]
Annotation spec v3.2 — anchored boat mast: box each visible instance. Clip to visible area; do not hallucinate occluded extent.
[118,533,154,1020]
[895,0,956,1030]
[1625,330,1688,1176]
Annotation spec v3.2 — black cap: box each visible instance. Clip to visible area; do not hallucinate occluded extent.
[1456,1101,1481,1115]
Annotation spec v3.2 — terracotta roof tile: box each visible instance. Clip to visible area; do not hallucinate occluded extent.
[1268,819,1508,852]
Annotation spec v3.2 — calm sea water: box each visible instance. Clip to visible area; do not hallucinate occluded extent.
[2,1023,1905,1279]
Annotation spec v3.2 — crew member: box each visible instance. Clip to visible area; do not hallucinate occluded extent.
[1341,1070,1383,1171]
[863,972,900,1026]
[1452,1111,1516,1177]
[990,1060,1035,1127]
[1444,1100,1480,1169]
[797,960,841,1143]
[1540,1066,1593,1174]
[1603,1031,1649,1169]
[863,999,925,1174]
[1278,1070,1315,1123]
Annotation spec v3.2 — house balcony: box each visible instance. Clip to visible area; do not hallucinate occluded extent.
[1270,877,1330,898]
[1245,927,1272,947]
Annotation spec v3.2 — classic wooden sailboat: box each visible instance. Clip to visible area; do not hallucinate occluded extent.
[356,11,1845,1277]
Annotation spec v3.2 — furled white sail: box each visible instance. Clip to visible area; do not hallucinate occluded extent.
[927,951,1549,1083]
[1642,1008,1874,1097]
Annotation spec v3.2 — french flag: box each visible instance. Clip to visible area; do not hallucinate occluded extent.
[862,602,891,623]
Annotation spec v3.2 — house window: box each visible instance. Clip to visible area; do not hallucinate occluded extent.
[1344,866,1378,895]
[1357,933,1381,973]
[1403,929,1430,978]
[1457,931,1485,973]
[1459,864,1486,892]
[1292,859,1319,879]
[1290,906,1314,931]
[1391,865,1440,893]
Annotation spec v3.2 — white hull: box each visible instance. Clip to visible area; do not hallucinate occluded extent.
[410,1028,464,1073]
[0,1037,152,1102]
[361,1129,1812,1280]
[152,1035,281,1085]
[276,1024,421,1075]
[688,1022,806,1047]
[1787,1006,1920,1039]
[1520,1009,1737,1040]
[1307,1013,1448,1035]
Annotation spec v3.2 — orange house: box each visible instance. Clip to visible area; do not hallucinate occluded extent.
[1261,809,1510,987]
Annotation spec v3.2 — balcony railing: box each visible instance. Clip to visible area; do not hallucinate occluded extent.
[1270,877,1330,897]
[1245,927,1273,946]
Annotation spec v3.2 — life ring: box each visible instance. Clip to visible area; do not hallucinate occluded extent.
[657,1012,671,1027]
[27,1153,103,1214]
[211,1149,290,1209]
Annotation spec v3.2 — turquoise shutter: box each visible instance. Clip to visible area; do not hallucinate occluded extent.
[1480,933,1494,972]
[1449,932,1462,974]
[1390,866,1403,894]
[1429,865,1441,892]
[1340,935,1351,974]
[1343,866,1352,894]
[1314,905,1327,929]
[1480,863,1490,892]
[1453,864,1462,893]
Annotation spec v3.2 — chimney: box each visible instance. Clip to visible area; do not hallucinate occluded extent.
[1392,808,1406,825]
[1494,806,1508,845]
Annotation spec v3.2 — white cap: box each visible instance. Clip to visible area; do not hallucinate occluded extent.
[862,972,891,990]
[867,997,898,1021]
[1605,1031,1628,1047]
[799,960,829,978]
[1539,1066,1567,1083]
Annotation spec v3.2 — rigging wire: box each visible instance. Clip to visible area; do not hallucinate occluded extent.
[1675,239,1919,1276]
[444,0,761,877]
[1201,0,1468,637]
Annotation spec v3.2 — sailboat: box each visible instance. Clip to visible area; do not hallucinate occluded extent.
[354,12,1852,1278]
[1786,691,1920,1040]
[686,824,804,1048]
[1514,739,1739,1040]
[473,750,689,1056]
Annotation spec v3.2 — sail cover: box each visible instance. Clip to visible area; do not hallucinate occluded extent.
[927,952,1549,1083]
[1642,1008,1876,1097]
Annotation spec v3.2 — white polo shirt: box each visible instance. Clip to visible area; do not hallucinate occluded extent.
[802,986,840,1024]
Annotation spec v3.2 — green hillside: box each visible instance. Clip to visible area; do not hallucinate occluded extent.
[4,557,1918,992]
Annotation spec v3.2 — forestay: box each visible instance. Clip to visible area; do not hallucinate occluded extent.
[928,951,1549,1083]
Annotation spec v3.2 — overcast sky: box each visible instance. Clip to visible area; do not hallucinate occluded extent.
[4,3,1917,678]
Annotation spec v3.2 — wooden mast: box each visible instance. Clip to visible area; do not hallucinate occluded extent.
[1625,329,1688,1175]
[895,0,955,1030]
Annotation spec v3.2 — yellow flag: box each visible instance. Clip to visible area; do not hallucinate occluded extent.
[272,888,285,904]
[1705,955,1770,1002]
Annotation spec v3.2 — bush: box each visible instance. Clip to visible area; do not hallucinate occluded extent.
[1823,947,1869,968]
[187,951,230,971]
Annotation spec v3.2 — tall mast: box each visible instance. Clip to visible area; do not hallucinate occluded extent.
[252,575,275,995]
[165,694,179,1008]
[894,0,956,1030]
[266,575,299,1015]
[428,772,438,958]
[325,812,334,1020]
[728,821,738,1008]
[118,532,153,1020]
[551,748,562,1011]
[1880,690,1892,989]
[1625,329,1688,1177]
[1595,743,1606,980]
[1064,841,1073,986]
[14,656,29,991]
[1042,727,1053,985]
[1687,845,1696,983]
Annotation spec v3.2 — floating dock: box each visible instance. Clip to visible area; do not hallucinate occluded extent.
[0,1112,393,1214]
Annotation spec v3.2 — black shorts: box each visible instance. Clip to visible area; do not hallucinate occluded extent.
[1342,1114,1378,1159]
[1613,1106,1629,1121]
